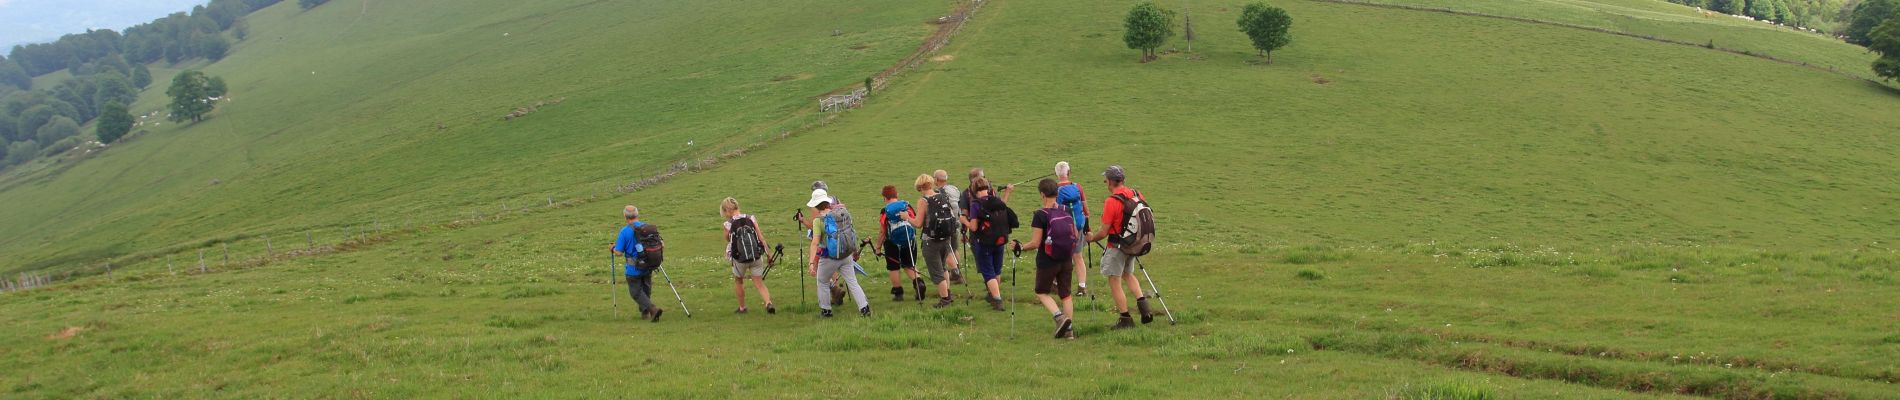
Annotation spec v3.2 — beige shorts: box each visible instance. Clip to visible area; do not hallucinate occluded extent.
[1100,249,1134,277]
[731,258,767,278]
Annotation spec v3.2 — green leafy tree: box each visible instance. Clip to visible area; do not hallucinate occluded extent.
[1847,0,1898,45]
[1746,0,1777,19]
[0,59,29,90]
[93,72,139,109]
[208,76,229,98]
[133,64,153,89]
[167,70,216,123]
[1238,3,1295,63]
[4,140,39,166]
[15,105,60,139]
[36,116,79,144]
[1871,9,1900,80]
[1123,1,1175,62]
[97,101,134,144]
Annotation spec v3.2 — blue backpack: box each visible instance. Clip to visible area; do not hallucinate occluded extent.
[821,206,861,260]
[1057,183,1089,232]
[883,201,916,247]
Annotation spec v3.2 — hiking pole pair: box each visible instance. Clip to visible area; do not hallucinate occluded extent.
[1132,257,1176,325]
[657,265,693,318]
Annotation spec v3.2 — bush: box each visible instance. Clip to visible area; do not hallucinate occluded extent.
[1295,268,1325,280]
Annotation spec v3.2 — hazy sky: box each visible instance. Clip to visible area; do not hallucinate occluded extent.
[0,0,208,50]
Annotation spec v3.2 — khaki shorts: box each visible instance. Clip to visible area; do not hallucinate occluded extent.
[1099,249,1135,277]
[922,238,951,283]
[731,258,767,278]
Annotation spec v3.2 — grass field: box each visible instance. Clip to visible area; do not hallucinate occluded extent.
[4,0,1900,398]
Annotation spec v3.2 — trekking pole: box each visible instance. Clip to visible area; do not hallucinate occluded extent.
[657,266,692,318]
[1133,257,1176,325]
[609,251,620,319]
[792,210,807,312]
[1009,241,1021,338]
[1008,173,1055,189]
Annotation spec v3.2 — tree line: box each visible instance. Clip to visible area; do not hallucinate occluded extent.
[0,0,274,168]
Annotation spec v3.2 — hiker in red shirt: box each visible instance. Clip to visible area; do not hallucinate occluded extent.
[1084,165,1154,329]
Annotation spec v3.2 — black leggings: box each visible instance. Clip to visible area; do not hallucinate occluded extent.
[626,275,655,312]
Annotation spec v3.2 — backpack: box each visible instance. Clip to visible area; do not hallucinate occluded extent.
[1042,206,1077,261]
[634,222,665,270]
[1110,191,1155,256]
[971,195,1017,246]
[1056,183,1089,233]
[921,193,957,241]
[728,216,766,263]
[821,207,861,260]
[883,202,917,248]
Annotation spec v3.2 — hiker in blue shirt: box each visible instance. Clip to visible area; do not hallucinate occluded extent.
[611,205,663,322]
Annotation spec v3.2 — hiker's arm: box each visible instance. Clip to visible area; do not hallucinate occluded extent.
[1001,185,1014,202]
[1085,228,1105,243]
[1020,227,1044,251]
[808,220,822,274]
[907,202,924,226]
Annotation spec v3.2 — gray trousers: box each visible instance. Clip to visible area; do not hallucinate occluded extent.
[815,257,868,311]
[626,275,655,312]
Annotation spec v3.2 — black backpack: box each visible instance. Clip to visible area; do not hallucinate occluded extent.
[728,216,766,263]
[972,195,1017,246]
[922,193,957,241]
[634,223,665,270]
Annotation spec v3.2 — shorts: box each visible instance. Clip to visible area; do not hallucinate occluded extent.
[922,238,951,282]
[731,258,766,278]
[1100,249,1134,277]
[972,242,1004,281]
[1034,265,1074,297]
[884,242,916,271]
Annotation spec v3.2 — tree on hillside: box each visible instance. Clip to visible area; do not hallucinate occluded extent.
[1123,2,1176,62]
[1238,3,1294,63]
[1746,0,1778,19]
[299,0,331,10]
[208,76,228,99]
[1870,9,1900,80]
[97,101,133,144]
[1847,0,1898,45]
[15,105,61,139]
[93,73,138,110]
[4,140,39,166]
[166,70,217,123]
[0,59,29,90]
[132,64,153,89]
[35,116,78,144]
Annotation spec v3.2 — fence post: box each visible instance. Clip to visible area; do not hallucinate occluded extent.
[199,249,207,273]
[267,236,273,256]
[223,243,230,267]
[308,231,314,249]
[106,261,112,279]
[169,254,175,275]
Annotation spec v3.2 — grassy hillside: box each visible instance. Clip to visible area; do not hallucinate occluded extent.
[1359,0,1881,80]
[4,0,1900,398]
[0,0,944,274]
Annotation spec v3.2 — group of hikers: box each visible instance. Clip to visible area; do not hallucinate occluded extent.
[609,162,1161,339]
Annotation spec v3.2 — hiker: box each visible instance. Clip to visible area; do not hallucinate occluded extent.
[962,177,1016,311]
[876,185,926,302]
[1013,179,1079,339]
[933,170,965,285]
[915,174,959,308]
[803,181,850,307]
[721,197,775,314]
[610,205,663,322]
[1084,165,1154,329]
[1054,161,1092,297]
[807,188,871,317]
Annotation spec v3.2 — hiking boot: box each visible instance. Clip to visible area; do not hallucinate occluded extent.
[988,297,1006,311]
[860,306,873,318]
[1137,297,1156,324]
[950,269,965,285]
[1112,314,1136,330]
[650,308,665,323]
[933,297,954,308]
[912,278,927,301]
[735,307,748,314]
[891,287,904,302]
[1053,314,1073,339]
[765,303,777,315]
[639,308,652,320]
[821,309,834,318]
[831,286,847,306]
[1075,284,1089,298]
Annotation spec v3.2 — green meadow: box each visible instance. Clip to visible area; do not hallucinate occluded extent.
[3,0,1899,398]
